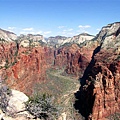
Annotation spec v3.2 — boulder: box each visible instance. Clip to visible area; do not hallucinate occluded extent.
[7,89,29,114]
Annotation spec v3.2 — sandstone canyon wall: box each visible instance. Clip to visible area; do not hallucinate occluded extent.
[0,42,92,95]
[54,44,95,78]
[0,22,120,119]
[0,43,54,95]
[74,22,120,120]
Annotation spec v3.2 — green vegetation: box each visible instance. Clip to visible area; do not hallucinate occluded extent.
[60,42,73,47]
[2,40,19,69]
[34,68,78,98]
[0,83,12,112]
[116,55,120,61]
[26,93,58,120]
[4,57,17,69]
[38,40,47,46]
[33,68,79,119]
[0,38,8,43]
[4,59,10,69]
[107,112,120,120]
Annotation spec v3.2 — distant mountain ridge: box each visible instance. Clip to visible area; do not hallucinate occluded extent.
[0,28,95,46]
[62,33,95,45]
[1,22,119,47]
[0,28,17,41]
[46,35,68,45]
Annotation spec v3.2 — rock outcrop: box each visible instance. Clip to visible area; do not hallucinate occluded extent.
[46,33,94,47]
[0,43,54,95]
[0,89,38,120]
[54,44,95,78]
[0,28,17,42]
[46,36,68,46]
[7,89,29,114]
[74,22,120,120]
[18,34,47,47]
[62,33,95,45]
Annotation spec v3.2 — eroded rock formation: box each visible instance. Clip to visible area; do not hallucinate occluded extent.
[74,22,120,120]
[54,44,95,78]
[0,28,17,41]
[0,43,54,95]
[0,22,120,120]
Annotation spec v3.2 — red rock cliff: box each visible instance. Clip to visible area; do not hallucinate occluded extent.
[0,43,54,95]
[54,44,94,78]
[74,22,120,120]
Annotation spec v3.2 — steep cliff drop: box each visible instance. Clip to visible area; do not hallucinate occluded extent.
[54,44,94,78]
[74,22,120,120]
[0,43,54,95]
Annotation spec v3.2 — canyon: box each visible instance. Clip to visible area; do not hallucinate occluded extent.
[0,22,120,120]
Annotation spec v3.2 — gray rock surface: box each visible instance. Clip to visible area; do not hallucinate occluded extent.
[7,89,29,114]
[0,28,17,42]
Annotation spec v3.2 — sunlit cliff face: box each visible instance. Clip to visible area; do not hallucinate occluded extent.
[0,22,120,119]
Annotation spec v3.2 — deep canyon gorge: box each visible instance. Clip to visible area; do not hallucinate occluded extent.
[0,22,120,120]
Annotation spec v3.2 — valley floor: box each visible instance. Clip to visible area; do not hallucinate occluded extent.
[34,68,80,120]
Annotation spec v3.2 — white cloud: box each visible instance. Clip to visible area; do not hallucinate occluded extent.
[20,31,43,35]
[19,28,43,35]
[29,32,36,34]
[83,31,89,34]
[57,30,75,37]
[19,31,33,35]
[76,29,90,34]
[96,28,100,31]
[68,28,73,31]
[42,31,52,37]
[23,28,34,31]
[19,29,51,36]
[67,32,74,35]
[7,27,16,32]
[77,25,91,34]
[19,31,26,34]
[62,28,73,32]
[36,31,43,34]
[44,31,51,35]
[58,26,65,29]
[78,25,91,28]
[63,30,67,32]
[8,27,16,30]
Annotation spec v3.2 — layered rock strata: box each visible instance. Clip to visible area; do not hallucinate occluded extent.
[0,43,54,95]
[54,44,95,78]
[74,22,120,120]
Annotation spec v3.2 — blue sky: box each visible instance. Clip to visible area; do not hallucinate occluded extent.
[0,0,120,37]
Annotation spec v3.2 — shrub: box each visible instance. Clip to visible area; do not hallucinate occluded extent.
[4,59,9,69]
[116,55,120,61]
[26,93,58,120]
[0,83,11,112]
[107,112,120,120]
